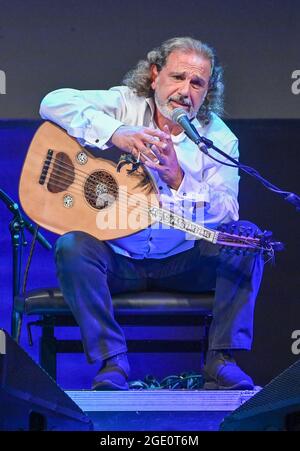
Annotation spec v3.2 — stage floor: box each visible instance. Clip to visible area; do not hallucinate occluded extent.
[66,389,260,431]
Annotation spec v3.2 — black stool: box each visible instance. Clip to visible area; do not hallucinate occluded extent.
[13,288,214,381]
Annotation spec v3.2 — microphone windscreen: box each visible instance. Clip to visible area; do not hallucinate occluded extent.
[171,107,187,123]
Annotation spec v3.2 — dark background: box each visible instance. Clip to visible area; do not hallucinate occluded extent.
[0,0,299,389]
[0,0,299,119]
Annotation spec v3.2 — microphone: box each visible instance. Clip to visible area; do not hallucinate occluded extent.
[171,108,208,154]
[0,189,52,250]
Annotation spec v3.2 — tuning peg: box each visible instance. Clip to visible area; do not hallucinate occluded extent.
[222,246,232,254]
[218,224,228,232]
[238,226,246,236]
[263,230,273,239]
[246,227,253,237]
[255,230,274,246]
[254,229,260,238]
[230,224,237,233]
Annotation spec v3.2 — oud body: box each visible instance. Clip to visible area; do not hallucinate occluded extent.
[19,121,160,240]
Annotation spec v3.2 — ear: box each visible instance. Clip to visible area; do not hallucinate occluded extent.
[150,64,159,90]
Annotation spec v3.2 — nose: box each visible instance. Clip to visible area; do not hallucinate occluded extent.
[178,79,191,98]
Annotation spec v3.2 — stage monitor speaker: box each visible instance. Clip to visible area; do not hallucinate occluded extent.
[220,359,300,431]
[0,329,93,431]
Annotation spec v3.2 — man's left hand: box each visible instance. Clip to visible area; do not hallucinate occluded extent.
[144,125,184,190]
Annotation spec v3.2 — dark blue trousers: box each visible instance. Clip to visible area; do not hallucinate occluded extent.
[55,221,265,364]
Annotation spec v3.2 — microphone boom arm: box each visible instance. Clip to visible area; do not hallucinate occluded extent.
[171,107,300,212]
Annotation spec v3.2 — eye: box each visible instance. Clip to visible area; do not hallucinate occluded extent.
[191,80,203,89]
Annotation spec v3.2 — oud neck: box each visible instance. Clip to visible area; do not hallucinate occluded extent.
[148,206,219,244]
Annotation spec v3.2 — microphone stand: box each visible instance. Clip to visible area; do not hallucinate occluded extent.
[0,189,52,303]
[189,123,300,212]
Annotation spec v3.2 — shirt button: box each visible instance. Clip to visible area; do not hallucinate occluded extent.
[183,192,187,196]
[95,139,99,143]
[159,186,163,190]
[149,237,153,241]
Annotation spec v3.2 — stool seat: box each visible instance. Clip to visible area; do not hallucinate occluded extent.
[13,287,214,380]
[15,288,214,317]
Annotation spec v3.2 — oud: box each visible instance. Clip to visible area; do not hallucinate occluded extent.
[19,121,280,255]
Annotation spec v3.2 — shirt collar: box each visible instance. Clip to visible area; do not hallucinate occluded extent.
[145,96,155,119]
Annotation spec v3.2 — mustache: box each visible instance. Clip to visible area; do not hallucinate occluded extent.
[167,95,192,107]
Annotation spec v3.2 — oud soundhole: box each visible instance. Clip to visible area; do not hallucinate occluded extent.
[84,171,118,210]
[47,152,75,193]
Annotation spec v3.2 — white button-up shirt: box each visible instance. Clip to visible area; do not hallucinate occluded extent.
[40,86,239,259]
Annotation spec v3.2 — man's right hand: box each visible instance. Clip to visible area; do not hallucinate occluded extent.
[111,125,170,162]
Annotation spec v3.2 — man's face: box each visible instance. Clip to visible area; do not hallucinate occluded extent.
[151,50,211,122]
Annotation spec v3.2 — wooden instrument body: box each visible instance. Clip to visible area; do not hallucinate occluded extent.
[19,122,160,240]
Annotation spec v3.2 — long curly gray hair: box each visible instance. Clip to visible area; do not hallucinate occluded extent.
[123,37,224,125]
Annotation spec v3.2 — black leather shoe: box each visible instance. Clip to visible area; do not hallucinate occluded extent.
[92,353,130,391]
[203,351,254,390]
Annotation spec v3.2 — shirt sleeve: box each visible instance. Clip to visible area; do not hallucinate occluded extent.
[170,171,211,204]
[201,138,240,226]
[168,138,240,227]
[39,87,127,149]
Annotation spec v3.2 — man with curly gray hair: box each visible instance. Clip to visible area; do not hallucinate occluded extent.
[123,36,224,125]
[40,37,264,391]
